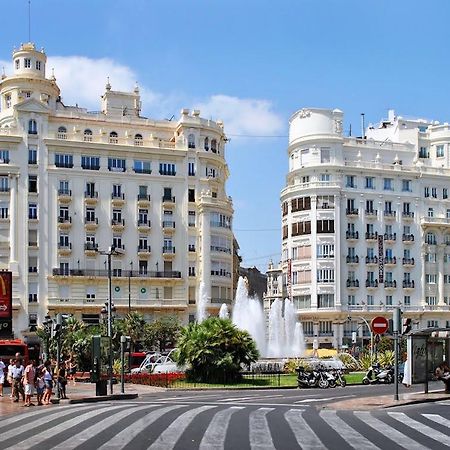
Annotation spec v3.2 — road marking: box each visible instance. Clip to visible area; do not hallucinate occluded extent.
[98,404,186,449]
[4,405,125,450]
[437,400,450,406]
[148,405,216,450]
[422,413,450,429]
[354,411,428,450]
[219,394,284,402]
[162,394,224,401]
[320,410,380,450]
[285,409,323,449]
[294,395,355,404]
[127,400,309,408]
[0,404,98,442]
[199,406,244,450]
[53,404,156,448]
[249,407,275,450]
[388,412,450,446]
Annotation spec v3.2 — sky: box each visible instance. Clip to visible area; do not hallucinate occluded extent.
[2,0,450,272]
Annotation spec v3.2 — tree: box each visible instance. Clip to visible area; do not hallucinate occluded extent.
[144,316,181,352]
[175,317,259,382]
[121,312,146,352]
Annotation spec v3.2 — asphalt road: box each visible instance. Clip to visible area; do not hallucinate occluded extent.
[0,384,448,449]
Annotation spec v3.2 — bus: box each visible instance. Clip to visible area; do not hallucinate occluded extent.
[0,339,29,365]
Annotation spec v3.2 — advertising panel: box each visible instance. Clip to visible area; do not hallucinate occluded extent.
[0,271,12,337]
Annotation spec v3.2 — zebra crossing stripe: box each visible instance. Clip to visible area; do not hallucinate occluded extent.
[319,410,380,450]
[249,407,275,450]
[98,404,186,450]
[4,405,125,450]
[52,404,156,449]
[199,406,244,450]
[422,414,450,429]
[284,409,323,449]
[388,412,450,446]
[354,411,428,450]
[0,404,98,442]
[149,405,217,450]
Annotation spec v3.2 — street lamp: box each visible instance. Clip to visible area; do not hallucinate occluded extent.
[98,246,122,395]
[42,314,52,362]
[348,315,374,361]
[128,261,133,314]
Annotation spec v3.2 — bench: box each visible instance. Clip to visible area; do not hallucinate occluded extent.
[74,371,91,382]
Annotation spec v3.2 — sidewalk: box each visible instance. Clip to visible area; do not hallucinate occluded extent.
[323,389,450,410]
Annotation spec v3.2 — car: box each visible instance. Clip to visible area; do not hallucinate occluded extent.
[131,349,184,374]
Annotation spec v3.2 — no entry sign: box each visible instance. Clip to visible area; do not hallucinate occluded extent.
[371,316,389,335]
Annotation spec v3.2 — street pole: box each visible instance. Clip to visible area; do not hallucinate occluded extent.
[120,335,126,394]
[56,313,62,400]
[349,316,373,361]
[393,307,401,401]
[128,261,133,314]
[107,252,113,395]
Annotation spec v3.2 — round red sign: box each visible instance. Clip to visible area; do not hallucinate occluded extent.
[371,316,389,335]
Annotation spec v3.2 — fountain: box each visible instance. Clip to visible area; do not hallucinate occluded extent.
[218,303,229,319]
[196,281,208,323]
[232,277,306,358]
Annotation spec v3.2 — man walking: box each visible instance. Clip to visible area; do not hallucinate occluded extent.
[23,360,36,406]
[11,359,24,403]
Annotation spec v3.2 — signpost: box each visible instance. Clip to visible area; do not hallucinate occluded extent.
[371,316,389,335]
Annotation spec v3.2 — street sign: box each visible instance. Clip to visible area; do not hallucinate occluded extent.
[371,316,389,335]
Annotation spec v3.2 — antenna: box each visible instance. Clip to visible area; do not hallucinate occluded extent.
[28,0,32,42]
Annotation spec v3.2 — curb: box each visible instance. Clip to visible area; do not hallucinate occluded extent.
[382,395,449,409]
[64,393,138,404]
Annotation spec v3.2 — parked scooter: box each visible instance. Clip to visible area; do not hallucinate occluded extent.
[362,363,394,385]
[330,369,347,387]
[296,366,320,388]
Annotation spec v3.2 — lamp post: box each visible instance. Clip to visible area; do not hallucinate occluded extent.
[42,314,52,362]
[128,261,133,314]
[348,315,374,361]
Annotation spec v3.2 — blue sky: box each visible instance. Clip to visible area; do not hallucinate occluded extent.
[2,0,450,271]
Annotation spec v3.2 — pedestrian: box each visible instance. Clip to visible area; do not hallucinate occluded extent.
[58,361,68,399]
[402,353,411,387]
[11,359,24,402]
[66,355,77,385]
[7,359,14,398]
[35,365,45,406]
[0,357,5,397]
[42,360,54,405]
[23,360,36,407]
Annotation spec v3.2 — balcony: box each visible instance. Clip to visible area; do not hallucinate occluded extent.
[403,280,415,289]
[137,194,151,206]
[384,280,397,289]
[421,216,450,227]
[346,279,359,288]
[28,267,38,274]
[57,189,72,203]
[365,231,378,242]
[111,219,125,232]
[84,242,98,256]
[84,217,98,230]
[383,210,396,219]
[210,245,232,254]
[111,192,125,206]
[58,216,72,230]
[402,211,415,220]
[365,209,378,219]
[58,242,72,255]
[162,196,176,207]
[365,256,378,265]
[137,220,151,232]
[346,231,359,240]
[52,268,182,278]
[384,256,397,266]
[84,191,99,205]
[365,279,379,288]
[188,245,196,253]
[162,246,176,259]
[162,220,176,234]
[346,208,359,217]
[137,245,151,257]
[81,164,100,171]
[384,233,396,243]
[402,257,415,267]
[346,255,359,264]
[402,234,415,243]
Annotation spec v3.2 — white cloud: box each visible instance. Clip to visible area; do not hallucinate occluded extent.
[195,94,284,136]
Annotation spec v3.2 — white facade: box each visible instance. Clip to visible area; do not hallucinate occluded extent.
[0,43,234,341]
[275,107,450,349]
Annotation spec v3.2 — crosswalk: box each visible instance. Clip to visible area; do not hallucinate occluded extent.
[0,402,449,449]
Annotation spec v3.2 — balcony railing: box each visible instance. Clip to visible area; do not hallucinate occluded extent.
[346,208,359,216]
[53,268,181,278]
[137,194,151,201]
[384,280,397,288]
[346,255,359,263]
[58,216,72,224]
[402,234,414,242]
[384,233,396,241]
[137,245,151,252]
[366,279,379,287]
[84,191,98,199]
[384,256,397,265]
[137,220,150,227]
[162,196,176,203]
[84,217,98,224]
[384,210,396,218]
[111,219,125,226]
[81,164,100,170]
[402,257,415,266]
[162,246,176,254]
[365,209,378,217]
[346,231,359,239]
[365,256,378,264]
[111,192,125,200]
[58,189,72,196]
[403,280,415,288]
[84,243,98,251]
[346,279,359,288]
[365,232,378,240]
[162,220,175,228]
[58,243,72,249]
[402,211,415,219]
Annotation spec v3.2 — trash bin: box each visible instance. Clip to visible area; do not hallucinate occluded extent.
[96,379,107,396]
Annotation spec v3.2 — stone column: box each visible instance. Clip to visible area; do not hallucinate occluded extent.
[421,245,427,306]
[8,173,18,267]
[334,193,341,306]
[199,206,211,301]
[438,244,445,305]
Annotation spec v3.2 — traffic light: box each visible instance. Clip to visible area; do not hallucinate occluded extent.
[351,331,357,344]
[402,318,412,335]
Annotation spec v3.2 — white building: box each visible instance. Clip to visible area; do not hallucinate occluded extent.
[273,107,450,349]
[0,42,234,343]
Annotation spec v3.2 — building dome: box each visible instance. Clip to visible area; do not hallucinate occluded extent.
[12,42,47,78]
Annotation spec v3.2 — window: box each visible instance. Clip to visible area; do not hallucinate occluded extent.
[28,146,37,164]
[138,209,148,225]
[85,182,96,198]
[384,201,393,213]
[426,233,436,245]
[36,60,41,71]
[320,148,331,163]
[188,188,195,202]
[346,175,356,188]
[133,160,151,174]
[404,296,411,306]
[59,262,69,276]
[447,209,450,219]
[365,177,375,189]
[55,154,73,168]
[24,58,31,68]
[317,195,334,209]
[0,204,8,219]
[188,211,196,227]
[320,173,330,182]
[444,188,448,200]
[15,59,19,69]
[367,295,374,306]
[427,320,439,328]
[432,187,437,198]
[134,134,143,145]
[85,207,95,222]
[206,166,217,178]
[419,146,429,158]
[425,274,437,284]
[188,134,195,149]
[112,235,123,250]
[204,137,209,151]
[0,150,10,164]
[316,244,334,258]
[86,287,96,302]
[188,161,195,176]
[317,269,334,283]
[210,212,231,229]
[386,295,393,306]
[81,155,100,170]
[57,126,67,138]
[28,203,37,219]
[426,297,437,306]
[138,236,148,251]
[28,119,37,134]
[436,145,445,158]
[383,178,393,190]
[291,221,311,236]
[159,163,176,176]
[83,129,93,142]
[28,175,37,193]
[112,209,122,223]
[188,266,196,276]
[59,206,69,221]
[291,197,311,212]
[317,220,334,233]
[319,321,333,336]
[109,131,118,143]
[5,94,11,109]
[211,139,217,153]
[138,185,149,200]
[108,158,126,172]
[318,294,334,308]
[426,252,437,263]
[211,260,231,277]
[424,187,430,198]
[402,180,411,192]
[59,234,70,248]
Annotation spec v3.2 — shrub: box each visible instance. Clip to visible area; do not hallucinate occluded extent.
[125,372,185,387]
[283,358,313,374]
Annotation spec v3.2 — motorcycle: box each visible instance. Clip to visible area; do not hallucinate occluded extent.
[317,366,335,388]
[362,364,393,385]
[296,366,320,388]
[330,369,347,387]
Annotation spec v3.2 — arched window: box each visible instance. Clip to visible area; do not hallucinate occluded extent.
[204,137,209,151]
[28,119,37,135]
[426,232,436,245]
[211,139,217,153]
[57,126,67,139]
[134,133,143,146]
[84,129,93,142]
[109,131,118,144]
[188,134,196,149]
[58,126,67,133]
